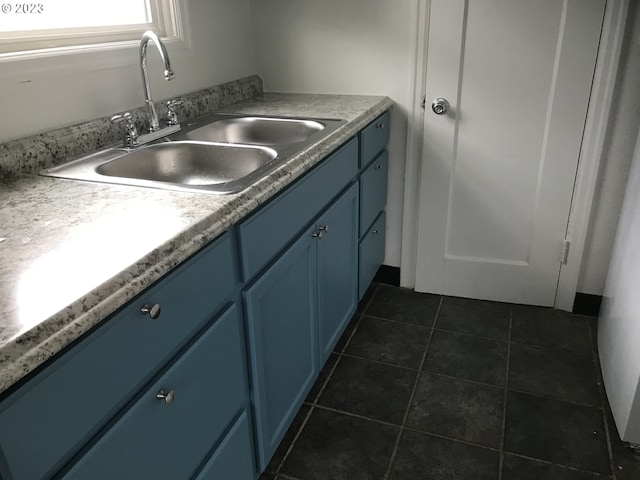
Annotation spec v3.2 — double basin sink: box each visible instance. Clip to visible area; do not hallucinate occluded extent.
[42,113,346,194]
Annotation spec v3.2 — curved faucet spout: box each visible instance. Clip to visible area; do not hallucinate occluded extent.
[140,30,175,132]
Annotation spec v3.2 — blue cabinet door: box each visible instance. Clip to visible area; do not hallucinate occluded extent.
[243,227,318,470]
[317,183,359,363]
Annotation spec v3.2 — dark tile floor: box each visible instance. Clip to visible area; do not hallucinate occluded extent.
[260,284,640,480]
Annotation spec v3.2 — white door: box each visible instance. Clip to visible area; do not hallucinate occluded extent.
[415,0,605,306]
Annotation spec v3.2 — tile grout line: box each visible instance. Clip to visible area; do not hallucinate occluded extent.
[383,295,444,480]
[312,403,405,429]
[498,306,514,480]
[270,404,316,477]
[588,318,618,480]
[364,311,594,359]
[506,451,616,477]
[509,337,595,359]
[362,311,449,330]
[271,285,380,478]
[336,283,380,355]
[338,351,422,372]
[307,402,523,455]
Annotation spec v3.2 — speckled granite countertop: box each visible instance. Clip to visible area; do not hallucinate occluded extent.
[0,92,393,395]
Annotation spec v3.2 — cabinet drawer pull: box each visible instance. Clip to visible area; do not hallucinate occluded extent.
[156,389,175,405]
[140,303,161,319]
[374,164,382,170]
[312,231,323,239]
[372,230,380,235]
[376,123,385,129]
[318,225,329,232]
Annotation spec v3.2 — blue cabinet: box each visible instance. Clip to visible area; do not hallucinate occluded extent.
[0,232,240,480]
[317,184,359,363]
[242,144,360,470]
[244,225,319,470]
[0,110,390,480]
[238,139,358,282]
[61,304,248,480]
[357,113,389,299]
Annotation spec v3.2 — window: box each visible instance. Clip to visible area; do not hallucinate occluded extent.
[0,0,180,56]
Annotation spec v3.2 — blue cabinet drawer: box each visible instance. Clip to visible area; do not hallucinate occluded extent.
[359,151,388,237]
[360,111,390,167]
[194,411,255,480]
[238,138,358,281]
[61,304,247,480]
[0,233,237,480]
[359,212,386,299]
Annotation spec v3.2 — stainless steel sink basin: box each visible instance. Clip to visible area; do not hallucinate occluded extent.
[41,114,346,194]
[43,142,278,194]
[96,142,276,186]
[183,117,325,145]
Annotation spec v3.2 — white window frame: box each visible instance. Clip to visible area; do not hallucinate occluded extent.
[0,0,190,80]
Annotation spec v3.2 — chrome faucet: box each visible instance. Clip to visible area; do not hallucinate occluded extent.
[140,30,174,132]
[111,31,182,148]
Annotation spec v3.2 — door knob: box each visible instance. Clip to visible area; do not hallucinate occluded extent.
[431,98,450,115]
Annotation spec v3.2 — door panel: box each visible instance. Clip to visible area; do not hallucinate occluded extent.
[317,183,359,363]
[416,0,605,305]
[243,227,318,470]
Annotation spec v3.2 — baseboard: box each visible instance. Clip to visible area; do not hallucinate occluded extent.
[572,293,602,317]
[373,265,400,287]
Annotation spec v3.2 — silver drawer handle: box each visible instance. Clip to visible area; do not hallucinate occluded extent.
[376,123,385,129]
[140,303,161,319]
[374,164,382,170]
[312,232,323,239]
[373,230,380,235]
[318,225,329,232]
[156,389,175,405]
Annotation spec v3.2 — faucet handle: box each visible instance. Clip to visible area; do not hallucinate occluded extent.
[111,112,139,147]
[166,98,184,126]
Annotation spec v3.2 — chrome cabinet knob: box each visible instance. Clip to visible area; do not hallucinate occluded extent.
[431,98,450,115]
[140,303,161,319]
[318,225,329,232]
[375,122,385,129]
[156,389,175,405]
[372,230,380,235]
[312,232,323,239]
[374,164,382,170]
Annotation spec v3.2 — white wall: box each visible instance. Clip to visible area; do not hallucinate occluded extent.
[0,0,257,143]
[599,126,640,442]
[578,2,640,295]
[249,0,419,268]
